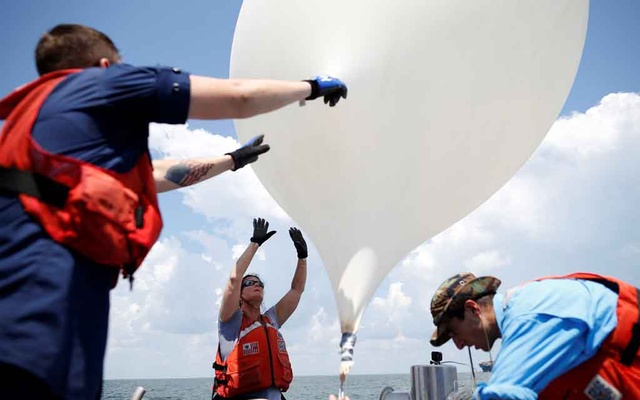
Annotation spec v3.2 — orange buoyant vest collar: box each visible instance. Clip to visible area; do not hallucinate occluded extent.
[0,70,163,280]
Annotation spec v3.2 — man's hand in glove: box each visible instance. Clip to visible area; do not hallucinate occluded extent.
[226,134,270,171]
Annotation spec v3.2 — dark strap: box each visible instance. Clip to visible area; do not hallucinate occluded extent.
[621,287,640,366]
[212,362,226,372]
[587,277,620,294]
[0,167,69,208]
[213,343,226,372]
[212,345,227,392]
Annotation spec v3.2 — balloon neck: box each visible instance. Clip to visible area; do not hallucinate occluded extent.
[339,332,357,363]
[340,332,357,347]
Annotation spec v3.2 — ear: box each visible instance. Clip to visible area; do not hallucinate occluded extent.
[98,58,111,68]
[464,299,481,316]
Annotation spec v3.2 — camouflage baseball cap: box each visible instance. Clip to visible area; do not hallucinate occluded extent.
[430,272,501,347]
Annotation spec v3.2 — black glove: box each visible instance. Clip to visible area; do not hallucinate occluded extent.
[304,76,348,107]
[250,218,276,246]
[289,227,308,259]
[226,134,270,171]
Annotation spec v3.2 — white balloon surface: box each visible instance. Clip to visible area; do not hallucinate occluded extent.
[230,1,588,335]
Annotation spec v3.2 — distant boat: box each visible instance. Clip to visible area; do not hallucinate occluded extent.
[479,361,493,372]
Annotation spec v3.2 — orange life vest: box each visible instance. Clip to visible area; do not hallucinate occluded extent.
[0,69,163,278]
[213,313,293,398]
[537,273,640,399]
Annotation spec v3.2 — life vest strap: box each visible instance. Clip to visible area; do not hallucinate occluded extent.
[212,362,226,372]
[589,278,620,293]
[621,287,640,366]
[0,166,69,208]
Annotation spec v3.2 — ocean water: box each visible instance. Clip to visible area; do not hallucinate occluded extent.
[104,372,489,400]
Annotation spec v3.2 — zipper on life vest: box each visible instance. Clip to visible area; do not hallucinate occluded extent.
[260,317,277,388]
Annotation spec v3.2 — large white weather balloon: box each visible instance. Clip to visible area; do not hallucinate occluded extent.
[230,0,588,368]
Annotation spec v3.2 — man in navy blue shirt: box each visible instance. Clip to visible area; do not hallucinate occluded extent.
[0,24,348,399]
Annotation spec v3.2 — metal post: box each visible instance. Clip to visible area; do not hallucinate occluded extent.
[130,386,146,400]
[410,365,457,400]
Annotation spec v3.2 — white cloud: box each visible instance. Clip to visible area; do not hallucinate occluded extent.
[464,250,510,273]
[542,93,640,160]
[620,243,640,257]
[478,175,551,236]
[307,307,341,345]
[231,244,246,260]
[149,123,289,234]
[370,282,412,330]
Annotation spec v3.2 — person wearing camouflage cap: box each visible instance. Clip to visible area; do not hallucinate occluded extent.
[429,272,640,399]
[430,272,502,349]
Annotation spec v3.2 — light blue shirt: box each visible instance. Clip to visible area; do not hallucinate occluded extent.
[475,278,618,399]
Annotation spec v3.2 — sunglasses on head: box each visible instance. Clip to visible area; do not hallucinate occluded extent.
[242,279,264,288]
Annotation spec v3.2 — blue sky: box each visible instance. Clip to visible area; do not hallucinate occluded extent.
[1,0,639,383]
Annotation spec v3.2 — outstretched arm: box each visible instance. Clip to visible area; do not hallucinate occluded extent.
[153,135,270,193]
[189,77,309,120]
[219,218,277,322]
[153,156,233,193]
[219,241,259,323]
[276,228,308,326]
[188,75,347,120]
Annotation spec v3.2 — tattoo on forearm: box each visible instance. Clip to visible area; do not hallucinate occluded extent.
[165,162,214,187]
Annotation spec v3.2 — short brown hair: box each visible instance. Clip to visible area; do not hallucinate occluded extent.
[35,24,120,75]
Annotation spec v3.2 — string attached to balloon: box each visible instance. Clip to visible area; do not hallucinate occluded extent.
[337,384,345,400]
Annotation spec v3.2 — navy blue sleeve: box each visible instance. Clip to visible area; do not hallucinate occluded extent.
[100,64,190,124]
[34,64,191,171]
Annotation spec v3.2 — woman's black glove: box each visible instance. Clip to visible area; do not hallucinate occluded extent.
[289,227,308,259]
[250,218,276,245]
